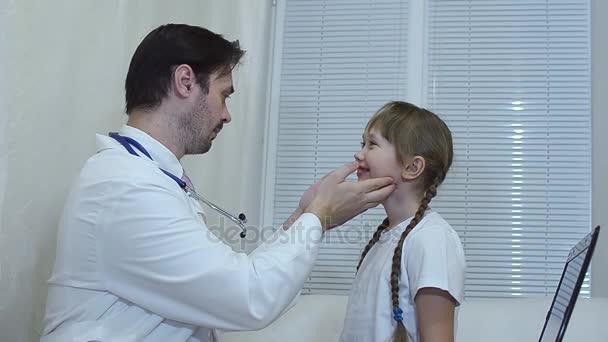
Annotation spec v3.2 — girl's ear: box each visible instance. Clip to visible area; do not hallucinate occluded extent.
[401,156,426,181]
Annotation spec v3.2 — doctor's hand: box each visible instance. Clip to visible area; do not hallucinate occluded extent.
[303,161,396,231]
[281,175,329,230]
[298,174,329,212]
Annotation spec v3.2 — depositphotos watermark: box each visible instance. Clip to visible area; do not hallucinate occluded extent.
[204,216,396,251]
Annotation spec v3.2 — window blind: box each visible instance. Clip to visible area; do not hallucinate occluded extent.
[269,0,591,298]
[425,0,592,298]
[271,0,410,294]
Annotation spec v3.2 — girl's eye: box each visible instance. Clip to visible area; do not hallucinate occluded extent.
[361,140,377,148]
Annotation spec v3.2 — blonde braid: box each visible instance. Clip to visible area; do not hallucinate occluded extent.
[356,218,389,272]
[390,176,441,342]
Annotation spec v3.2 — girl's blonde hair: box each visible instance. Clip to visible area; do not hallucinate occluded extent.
[356,101,453,342]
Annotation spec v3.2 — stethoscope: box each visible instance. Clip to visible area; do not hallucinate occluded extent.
[109,132,248,238]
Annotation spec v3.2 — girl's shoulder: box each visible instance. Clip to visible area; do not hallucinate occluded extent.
[410,211,455,234]
[405,211,462,250]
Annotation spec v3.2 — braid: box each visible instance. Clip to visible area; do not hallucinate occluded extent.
[356,218,389,272]
[390,175,442,342]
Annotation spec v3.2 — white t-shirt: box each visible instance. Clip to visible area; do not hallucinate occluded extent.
[339,211,466,342]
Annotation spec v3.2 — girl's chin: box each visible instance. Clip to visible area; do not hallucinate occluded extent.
[356,171,370,181]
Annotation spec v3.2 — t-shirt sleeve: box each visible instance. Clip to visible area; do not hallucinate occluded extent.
[404,224,466,305]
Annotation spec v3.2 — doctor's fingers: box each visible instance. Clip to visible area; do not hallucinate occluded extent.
[356,176,395,193]
[362,183,396,204]
[327,161,358,182]
[313,173,330,186]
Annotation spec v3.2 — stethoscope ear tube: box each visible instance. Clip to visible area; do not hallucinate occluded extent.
[185,186,248,238]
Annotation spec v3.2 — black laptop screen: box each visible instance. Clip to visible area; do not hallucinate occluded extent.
[539,226,600,342]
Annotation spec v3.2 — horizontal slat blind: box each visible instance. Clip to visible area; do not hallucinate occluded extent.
[273,0,410,294]
[426,0,592,298]
[271,0,591,298]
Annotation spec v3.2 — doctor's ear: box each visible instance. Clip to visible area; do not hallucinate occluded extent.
[401,156,426,181]
[173,64,195,98]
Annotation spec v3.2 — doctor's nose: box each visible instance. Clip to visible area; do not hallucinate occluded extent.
[222,107,232,124]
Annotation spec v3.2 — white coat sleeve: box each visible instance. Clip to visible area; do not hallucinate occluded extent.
[100,179,323,331]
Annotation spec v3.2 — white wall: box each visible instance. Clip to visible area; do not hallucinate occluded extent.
[0,1,273,341]
[591,0,608,298]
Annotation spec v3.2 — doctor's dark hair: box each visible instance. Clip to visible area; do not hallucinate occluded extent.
[356,101,453,342]
[125,23,245,114]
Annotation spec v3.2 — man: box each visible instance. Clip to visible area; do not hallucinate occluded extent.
[41,24,395,341]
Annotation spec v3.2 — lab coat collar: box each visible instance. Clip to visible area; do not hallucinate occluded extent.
[96,125,185,179]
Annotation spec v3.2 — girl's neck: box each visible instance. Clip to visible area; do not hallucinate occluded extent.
[382,187,422,230]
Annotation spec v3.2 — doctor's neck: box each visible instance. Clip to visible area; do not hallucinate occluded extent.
[382,185,423,230]
[126,107,187,160]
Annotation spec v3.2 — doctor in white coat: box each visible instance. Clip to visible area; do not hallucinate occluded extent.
[41,24,396,342]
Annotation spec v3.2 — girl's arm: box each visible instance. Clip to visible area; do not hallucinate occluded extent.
[415,287,457,342]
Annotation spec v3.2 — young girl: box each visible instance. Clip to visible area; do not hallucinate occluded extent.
[339,101,466,342]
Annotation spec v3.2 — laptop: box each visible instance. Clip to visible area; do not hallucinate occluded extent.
[538,225,601,342]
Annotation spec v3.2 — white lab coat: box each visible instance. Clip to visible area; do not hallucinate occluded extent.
[41,125,323,342]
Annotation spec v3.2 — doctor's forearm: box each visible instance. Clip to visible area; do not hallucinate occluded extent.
[282,207,304,230]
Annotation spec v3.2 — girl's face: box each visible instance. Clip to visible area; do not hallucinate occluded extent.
[354,129,403,182]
